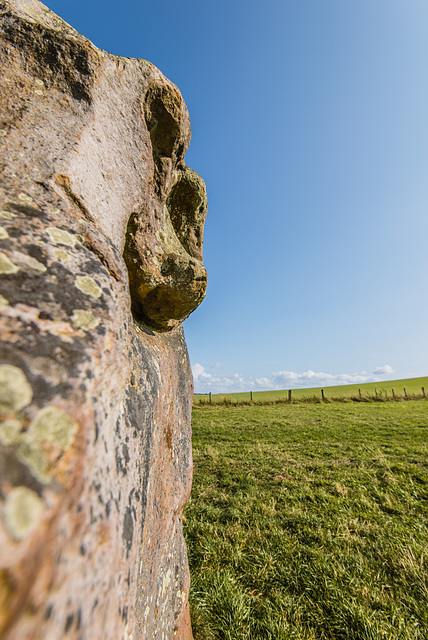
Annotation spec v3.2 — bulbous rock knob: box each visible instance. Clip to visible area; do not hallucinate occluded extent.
[123,81,208,332]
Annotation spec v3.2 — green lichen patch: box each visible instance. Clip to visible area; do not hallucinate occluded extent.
[52,248,71,262]
[0,252,19,275]
[18,193,33,204]
[0,227,9,239]
[14,407,79,483]
[75,275,102,299]
[16,440,48,482]
[28,406,78,450]
[0,365,33,413]
[0,211,16,220]
[0,419,22,446]
[3,486,45,541]
[71,309,100,331]
[0,130,7,137]
[46,226,79,248]
[0,294,9,309]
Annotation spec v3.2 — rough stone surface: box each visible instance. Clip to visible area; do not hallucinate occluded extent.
[0,1,207,638]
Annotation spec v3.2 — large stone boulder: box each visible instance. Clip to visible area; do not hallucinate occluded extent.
[0,1,207,638]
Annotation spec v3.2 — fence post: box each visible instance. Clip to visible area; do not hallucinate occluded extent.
[288,389,292,402]
[392,388,395,399]
[250,391,253,402]
[209,392,212,404]
[404,388,407,398]
[423,387,426,397]
[359,388,362,400]
[321,389,325,401]
[375,388,378,398]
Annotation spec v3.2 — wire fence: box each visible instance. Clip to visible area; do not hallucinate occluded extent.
[194,387,427,407]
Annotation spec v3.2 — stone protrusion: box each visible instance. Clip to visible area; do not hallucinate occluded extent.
[123,79,208,332]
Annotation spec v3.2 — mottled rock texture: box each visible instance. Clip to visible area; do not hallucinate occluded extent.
[0,1,207,638]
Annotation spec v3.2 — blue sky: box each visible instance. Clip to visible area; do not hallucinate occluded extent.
[46,0,428,393]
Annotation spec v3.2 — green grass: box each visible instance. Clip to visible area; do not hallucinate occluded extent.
[184,400,428,639]
[193,376,428,405]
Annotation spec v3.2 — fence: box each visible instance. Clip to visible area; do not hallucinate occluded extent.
[194,387,427,407]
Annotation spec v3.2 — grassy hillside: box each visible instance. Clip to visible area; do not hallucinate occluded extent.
[194,376,428,405]
[184,400,428,639]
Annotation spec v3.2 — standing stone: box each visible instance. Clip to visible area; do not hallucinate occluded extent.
[0,1,207,638]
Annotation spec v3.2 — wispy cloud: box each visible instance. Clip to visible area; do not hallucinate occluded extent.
[192,363,396,394]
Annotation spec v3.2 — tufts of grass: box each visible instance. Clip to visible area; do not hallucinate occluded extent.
[184,401,428,639]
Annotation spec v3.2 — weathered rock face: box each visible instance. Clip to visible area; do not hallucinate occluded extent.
[0,1,206,638]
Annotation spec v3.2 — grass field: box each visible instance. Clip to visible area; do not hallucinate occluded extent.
[184,399,428,639]
[193,376,428,405]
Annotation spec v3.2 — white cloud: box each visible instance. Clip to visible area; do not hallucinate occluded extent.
[192,363,397,394]
[270,370,370,388]
[192,363,205,379]
[373,365,395,375]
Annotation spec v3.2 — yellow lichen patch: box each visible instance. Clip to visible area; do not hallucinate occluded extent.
[0,293,9,309]
[18,193,33,204]
[0,211,16,220]
[75,275,103,299]
[46,226,78,248]
[0,419,22,446]
[0,252,19,275]
[34,89,44,96]
[71,309,100,331]
[0,227,9,239]
[3,486,45,541]
[0,130,7,138]
[16,440,47,482]
[0,365,33,413]
[15,407,79,483]
[12,251,46,272]
[35,79,44,87]
[28,406,78,450]
[48,207,61,215]
[52,248,71,262]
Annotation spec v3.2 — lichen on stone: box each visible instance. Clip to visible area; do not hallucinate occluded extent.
[0,227,8,239]
[3,486,45,541]
[0,211,16,219]
[18,193,33,204]
[28,406,79,450]
[52,248,71,262]
[14,406,79,483]
[46,226,79,247]
[0,365,33,413]
[71,309,100,331]
[0,293,9,309]
[75,275,103,299]
[0,251,19,275]
[16,440,48,482]
[12,251,47,272]
[0,419,22,446]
